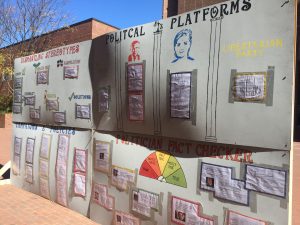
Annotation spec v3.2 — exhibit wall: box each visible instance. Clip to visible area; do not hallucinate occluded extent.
[11,0,296,225]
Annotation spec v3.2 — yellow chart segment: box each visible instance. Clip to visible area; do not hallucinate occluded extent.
[156,151,170,174]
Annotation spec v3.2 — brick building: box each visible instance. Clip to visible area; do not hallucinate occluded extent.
[0,18,118,96]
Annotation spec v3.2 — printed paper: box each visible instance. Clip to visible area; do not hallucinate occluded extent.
[131,189,159,217]
[24,96,35,106]
[14,77,23,88]
[98,87,110,112]
[76,104,91,119]
[245,165,287,197]
[127,64,143,91]
[40,134,51,159]
[13,154,21,175]
[37,70,49,84]
[39,159,49,178]
[114,211,140,225]
[40,177,50,199]
[186,213,214,225]
[25,138,35,164]
[56,179,68,206]
[94,141,110,173]
[12,104,22,114]
[25,164,33,183]
[111,165,136,190]
[47,99,59,111]
[14,89,22,103]
[64,65,79,79]
[171,196,200,225]
[14,137,22,155]
[56,135,70,164]
[227,210,266,225]
[29,108,40,119]
[74,148,87,173]
[92,182,115,210]
[128,94,144,121]
[53,111,66,124]
[170,72,191,119]
[233,74,265,101]
[74,173,86,197]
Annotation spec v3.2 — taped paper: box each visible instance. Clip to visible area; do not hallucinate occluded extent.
[111,165,136,191]
[36,68,49,85]
[75,104,91,119]
[74,173,86,197]
[24,95,36,106]
[29,107,40,120]
[245,165,287,198]
[40,177,50,199]
[14,137,22,155]
[127,63,143,91]
[131,188,159,217]
[114,210,140,225]
[128,94,144,121]
[25,164,33,183]
[46,99,59,111]
[63,65,79,79]
[170,72,191,119]
[227,210,267,225]
[56,179,68,206]
[74,148,87,173]
[53,111,66,124]
[92,182,115,211]
[39,159,49,178]
[94,140,111,173]
[25,138,35,164]
[40,134,52,159]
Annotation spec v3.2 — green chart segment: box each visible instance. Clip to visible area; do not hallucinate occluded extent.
[139,151,187,188]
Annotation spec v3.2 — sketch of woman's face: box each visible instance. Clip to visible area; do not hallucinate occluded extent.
[175,34,190,58]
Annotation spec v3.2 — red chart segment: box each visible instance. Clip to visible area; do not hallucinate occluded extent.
[139,160,159,179]
[145,152,161,177]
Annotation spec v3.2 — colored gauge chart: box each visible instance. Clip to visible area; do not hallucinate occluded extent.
[139,151,187,188]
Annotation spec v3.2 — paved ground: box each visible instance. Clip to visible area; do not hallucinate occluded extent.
[0,113,12,165]
[0,185,100,225]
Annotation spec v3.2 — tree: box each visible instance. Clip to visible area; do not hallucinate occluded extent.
[0,0,71,95]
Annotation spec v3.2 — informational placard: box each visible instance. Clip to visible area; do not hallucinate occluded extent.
[226,210,267,225]
[40,177,50,199]
[53,111,66,124]
[64,65,79,79]
[114,210,140,225]
[25,138,35,164]
[24,95,36,106]
[29,107,41,120]
[75,103,91,119]
[92,182,115,211]
[200,163,249,205]
[73,148,87,197]
[111,165,136,191]
[25,164,33,183]
[127,63,143,91]
[94,140,111,173]
[245,165,287,198]
[128,94,144,121]
[170,72,191,119]
[36,67,49,85]
[40,134,52,159]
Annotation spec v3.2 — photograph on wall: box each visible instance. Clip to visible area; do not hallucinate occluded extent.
[36,68,49,85]
[232,72,266,103]
[94,140,111,173]
[13,89,22,103]
[127,63,144,91]
[24,95,36,106]
[53,111,66,124]
[75,103,91,119]
[98,86,110,112]
[25,138,35,164]
[245,164,287,198]
[226,210,267,225]
[63,65,79,79]
[128,94,144,121]
[14,77,23,89]
[29,107,41,120]
[200,162,249,205]
[12,104,22,114]
[92,182,115,211]
[131,188,160,218]
[111,165,136,191]
[170,72,191,119]
[40,134,52,159]
[114,210,140,225]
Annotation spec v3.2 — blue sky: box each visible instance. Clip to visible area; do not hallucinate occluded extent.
[67,0,163,29]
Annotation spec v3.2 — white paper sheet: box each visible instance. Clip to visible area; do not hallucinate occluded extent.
[98,88,109,112]
[138,189,159,209]
[227,211,266,225]
[26,138,35,164]
[245,165,286,197]
[92,183,114,210]
[111,166,136,190]
[25,164,33,183]
[234,74,265,101]
[64,65,79,79]
[74,173,86,196]
[128,94,144,121]
[37,70,48,84]
[40,134,51,159]
[132,199,151,217]
[56,179,68,206]
[39,159,49,178]
[74,148,86,173]
[170,72,191,119]
[127,64,143,91]
[186,213,214,225]
[40,177,50,199]
[14,137,22,155]
[172,196,200,225]
[95,141,110,172]
[56,135,70,164]
[13,154,21,175]
[76,104,91,119]
[115,211,140,225]
[53,112,66,123]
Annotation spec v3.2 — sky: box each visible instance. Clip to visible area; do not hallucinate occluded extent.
[66,0,163,29]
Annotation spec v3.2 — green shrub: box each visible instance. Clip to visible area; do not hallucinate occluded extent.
[0,95,13,114]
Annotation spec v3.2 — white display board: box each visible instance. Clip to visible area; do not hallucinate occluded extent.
[90,0,295,150]
[13,41,93,129]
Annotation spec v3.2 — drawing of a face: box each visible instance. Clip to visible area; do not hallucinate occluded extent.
[172,29,194,63]
[128,40,141,62]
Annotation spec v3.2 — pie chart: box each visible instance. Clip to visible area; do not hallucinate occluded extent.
[139,151,187,188]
